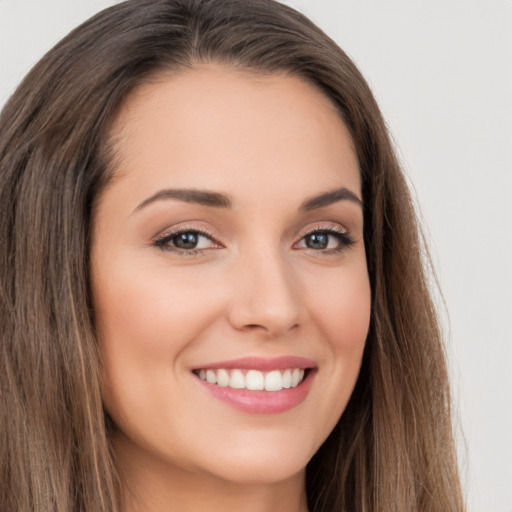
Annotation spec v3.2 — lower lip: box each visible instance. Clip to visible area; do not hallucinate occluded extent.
[195,370,315,414]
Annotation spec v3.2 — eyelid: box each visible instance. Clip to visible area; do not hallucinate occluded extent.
[151,221,354,255]
[152,223,223,252]
[296,222,349,240]
[293,222,354,252]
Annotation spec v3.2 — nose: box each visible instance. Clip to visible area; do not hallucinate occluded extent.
[227,247,301,337]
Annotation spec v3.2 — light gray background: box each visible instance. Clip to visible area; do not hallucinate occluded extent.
[1,1,511,511]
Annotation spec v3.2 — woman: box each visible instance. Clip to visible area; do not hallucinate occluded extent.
[0,0,464,511]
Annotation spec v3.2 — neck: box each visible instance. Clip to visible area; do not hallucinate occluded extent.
[113,434,309,512]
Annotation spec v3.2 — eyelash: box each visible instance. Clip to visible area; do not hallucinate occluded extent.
[153,227,219,255]
[297,224,355,254]
[153,224,354,255]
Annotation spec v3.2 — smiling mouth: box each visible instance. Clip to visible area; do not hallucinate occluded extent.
[193,368,309,392]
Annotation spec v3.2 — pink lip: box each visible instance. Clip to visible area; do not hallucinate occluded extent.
[192,356,317,414]
[191,356,316,372]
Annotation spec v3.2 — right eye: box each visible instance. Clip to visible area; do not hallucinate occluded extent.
[153,229,220,253]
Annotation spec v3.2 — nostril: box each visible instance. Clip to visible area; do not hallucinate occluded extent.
[239,322,300,337]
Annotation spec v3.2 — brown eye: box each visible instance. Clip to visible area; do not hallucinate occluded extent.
[173,232,200,249]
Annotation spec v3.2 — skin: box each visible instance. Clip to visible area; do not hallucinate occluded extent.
[91,65,371,512]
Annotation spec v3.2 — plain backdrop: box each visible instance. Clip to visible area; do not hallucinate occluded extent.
[1,1,511,511]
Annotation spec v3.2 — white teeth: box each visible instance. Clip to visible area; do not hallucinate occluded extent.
[246,370,264,390]
[282,369,292,389]
[265,370,282,391]
[229,369,245,389]
[291,368,302,387]
[217,368,229,387]
[196,368,307,391]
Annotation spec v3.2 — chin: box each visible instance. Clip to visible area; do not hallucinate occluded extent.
[194,435,315,485]
[206,456,308,485]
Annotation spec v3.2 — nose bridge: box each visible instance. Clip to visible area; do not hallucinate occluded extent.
[227,242,301,336]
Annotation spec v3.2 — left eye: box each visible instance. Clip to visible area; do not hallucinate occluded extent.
[155,230,215,251]
[296,230,351,251]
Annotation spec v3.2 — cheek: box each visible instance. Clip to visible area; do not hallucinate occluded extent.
[94,259,223,359]
[93,260,237,421]
[307,261,371,353]
[304,259,370,410]
[92,261,227,435]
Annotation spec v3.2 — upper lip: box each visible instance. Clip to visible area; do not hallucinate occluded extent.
[191,356,316,372]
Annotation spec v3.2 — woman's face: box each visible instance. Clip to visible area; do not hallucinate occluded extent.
[91,66,371,486]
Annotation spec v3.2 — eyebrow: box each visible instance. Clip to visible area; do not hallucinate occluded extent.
[135,189,232,211]
[299,187,362,211]
[134,186,362,213]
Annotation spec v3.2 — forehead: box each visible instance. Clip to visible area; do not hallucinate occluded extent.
[106,65,360,203]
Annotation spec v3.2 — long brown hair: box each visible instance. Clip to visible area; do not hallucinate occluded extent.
[0,1,463,510]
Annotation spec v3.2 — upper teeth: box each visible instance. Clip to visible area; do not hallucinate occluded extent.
[196,368,306,392]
